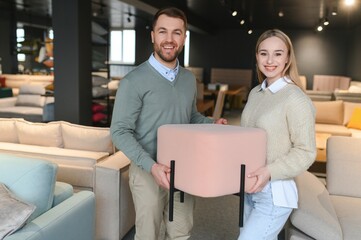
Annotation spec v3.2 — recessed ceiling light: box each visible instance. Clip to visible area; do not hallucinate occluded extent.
[278,11,284,17]
[240,19,245,25]
[232,10,238,17]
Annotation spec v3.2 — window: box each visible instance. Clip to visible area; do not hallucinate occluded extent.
[184,30,190,67]
[16,28,25,62]
[110,30,135,64]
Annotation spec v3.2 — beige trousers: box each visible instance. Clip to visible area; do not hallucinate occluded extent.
[129,163,194,240]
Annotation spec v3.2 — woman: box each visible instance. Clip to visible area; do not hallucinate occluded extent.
[238,29,316,239]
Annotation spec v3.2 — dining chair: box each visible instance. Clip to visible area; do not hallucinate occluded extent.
[212,90,226,119]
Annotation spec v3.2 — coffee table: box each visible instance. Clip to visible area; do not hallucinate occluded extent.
[315,133,332,162]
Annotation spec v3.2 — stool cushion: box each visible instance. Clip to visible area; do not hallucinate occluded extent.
[157,124,266,197]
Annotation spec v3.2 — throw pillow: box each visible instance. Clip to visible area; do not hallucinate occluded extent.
[15,120,63,147]
[0,76,5,88]
[0,183,36,239]
[0,119,19,143]
[313,100,344,125]
[15,94,45,107]
[343,102,361,125]
[347,107,361,130]
[92,75,109,86]
[61,122,113,153]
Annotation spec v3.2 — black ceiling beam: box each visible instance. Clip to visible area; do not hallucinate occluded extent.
[121,0,216,34]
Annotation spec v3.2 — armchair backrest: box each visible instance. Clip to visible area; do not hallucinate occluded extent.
[326,136,361,198]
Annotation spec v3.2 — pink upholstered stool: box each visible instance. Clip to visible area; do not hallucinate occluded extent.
[157,124,266,225]
[158,124,266,196]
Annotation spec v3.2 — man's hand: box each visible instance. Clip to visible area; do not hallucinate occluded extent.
[246,166,271,193]
[151,163,171,190]
[215,118,228,125]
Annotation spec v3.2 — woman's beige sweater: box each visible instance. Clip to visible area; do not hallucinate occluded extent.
[241,83,316,180]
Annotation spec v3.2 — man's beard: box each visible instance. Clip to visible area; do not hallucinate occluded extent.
[154,42,183,63]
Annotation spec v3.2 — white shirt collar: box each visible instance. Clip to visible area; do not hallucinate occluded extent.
[148,54,179,82]
[259,77,293,93]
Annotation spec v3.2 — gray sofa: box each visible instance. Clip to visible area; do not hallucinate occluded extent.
[0,154,95,240]
[0,118,135,240]
[287,136,361,240]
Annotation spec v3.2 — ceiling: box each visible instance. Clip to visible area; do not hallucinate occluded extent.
[1,0,361,34]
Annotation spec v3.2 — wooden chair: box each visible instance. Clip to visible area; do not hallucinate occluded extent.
[212,90,226,119]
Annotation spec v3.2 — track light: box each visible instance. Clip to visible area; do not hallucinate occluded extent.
[317,25,323,32]
[323,18,329,26]
[331,6,338,15]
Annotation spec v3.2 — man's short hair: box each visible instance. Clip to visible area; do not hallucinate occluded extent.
[152,7,188,31]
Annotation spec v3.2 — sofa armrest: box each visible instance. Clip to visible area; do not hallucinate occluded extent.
[95,151,135,240]
[0,97,17,108]
[290,171,342,240]
[5,191,95,240]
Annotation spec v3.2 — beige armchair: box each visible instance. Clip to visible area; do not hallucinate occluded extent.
[287,136,361,240]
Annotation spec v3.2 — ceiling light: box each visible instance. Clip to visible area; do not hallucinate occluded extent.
[345,0,355,6]
[232,10,238,16]
[248,29,253,34]
[323,18,329,25]
[317,25,323,31]
[331,7,338,15]
[278,11,284,17]
[240,19,245,25]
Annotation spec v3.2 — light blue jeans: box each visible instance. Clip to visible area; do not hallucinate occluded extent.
[238,183,292,240]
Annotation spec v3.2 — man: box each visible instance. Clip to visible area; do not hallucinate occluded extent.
[110,7,227,240]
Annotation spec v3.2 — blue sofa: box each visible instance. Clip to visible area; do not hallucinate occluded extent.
[0,154,95,240]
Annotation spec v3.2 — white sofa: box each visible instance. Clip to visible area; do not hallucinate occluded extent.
[0,118,135,240]
[288,136,361,240]
[313,100,361,138]
[0,85,54,122]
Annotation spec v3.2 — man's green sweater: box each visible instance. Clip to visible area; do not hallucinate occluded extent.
[110,61,213,172]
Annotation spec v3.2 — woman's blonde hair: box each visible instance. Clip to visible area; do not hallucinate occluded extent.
[255,29,303,90]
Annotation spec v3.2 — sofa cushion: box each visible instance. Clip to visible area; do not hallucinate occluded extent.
[327,137,361,198]
[313,100,344,125]
[15,120,63,147]
[0,142,109,188]
[0,118,19,143]
[291,171,342,240]
[52,181,73,206]
[0,154,57,222]
[343,102,361,125]
[0,183,36,239]
[18,84,46,95]
[61,121,113,153]
[315,123,351,136]
[346,107,361,130]
[330,195,361,240]
[15,94,45,108]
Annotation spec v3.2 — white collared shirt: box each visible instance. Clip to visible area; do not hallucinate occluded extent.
[259,76,298,209]
[148,54,179,82]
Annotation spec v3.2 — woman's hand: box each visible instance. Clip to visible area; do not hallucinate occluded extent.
[151,163,171,190]
[246,166,271,193]
[215,118,228,125]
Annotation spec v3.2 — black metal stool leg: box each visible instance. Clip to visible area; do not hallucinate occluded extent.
[239,164,246,227]
[169,160,175,221]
